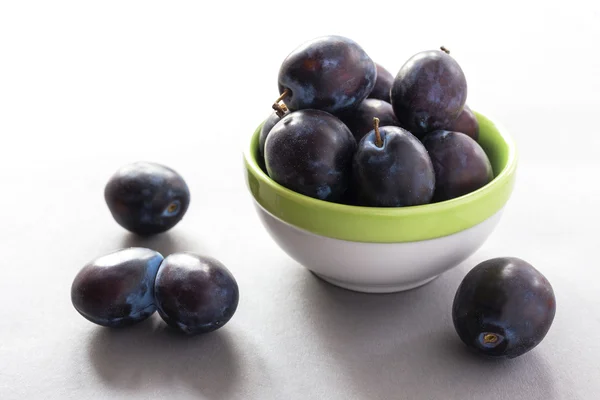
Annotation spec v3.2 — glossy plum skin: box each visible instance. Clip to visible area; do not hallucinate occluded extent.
[422,130,493,202]
[368,63,394,102]
[105,162,190,235]
[71,248,163,328]
[391,49,467,138]
[450,105,479,141]
[353,126,435,207]
[264,109,357,202]
[258,112,282,160]
[452,257,556,359]
[154,253,239,335]
[278,35,376,114]
[339,99,400,143]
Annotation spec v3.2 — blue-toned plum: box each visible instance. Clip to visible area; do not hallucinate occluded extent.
[339,99,400,143]
[154,253,239,335]
[264,109,356,202]
[353,118,435,207]
[391,47,467,137]
[258,112,282,160]
[368,63,394,102]
[277,35,376,114]
[422,130,493,201]
[452,257,556,359]
[105,161,190,235]
[71,247,163,327]
[450,105,479,141]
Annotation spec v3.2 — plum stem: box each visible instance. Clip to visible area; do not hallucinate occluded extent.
[440,46,450,54]
[483,333,498,344]
[167,202,178,213]
[272,89,290,117]
[373,117,383,148]
[274,89,289,104]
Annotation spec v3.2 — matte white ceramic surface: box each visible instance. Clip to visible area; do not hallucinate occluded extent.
[253,200,505,293]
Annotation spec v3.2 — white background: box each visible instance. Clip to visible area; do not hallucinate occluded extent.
[1,1,599,399]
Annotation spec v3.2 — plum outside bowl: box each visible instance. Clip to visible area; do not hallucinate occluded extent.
[243,110,517,293]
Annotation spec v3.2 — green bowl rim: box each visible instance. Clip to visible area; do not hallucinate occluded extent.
[244,109,518,218]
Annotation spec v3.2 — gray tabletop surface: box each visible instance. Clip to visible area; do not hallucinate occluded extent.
[1,1,599,399]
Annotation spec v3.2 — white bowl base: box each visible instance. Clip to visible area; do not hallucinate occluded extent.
[254,200,504,294]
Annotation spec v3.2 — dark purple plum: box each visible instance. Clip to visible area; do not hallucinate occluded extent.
[450,105,479,141]
[339,99,400,143]
[353,118,435,207]
[391,47,467,138]
[264,109,357,202]
[368,63,394,102]
[154,253,239,335]
[105,161,190,235]
[258,112,283,160]
[422,130,493,201]
[452,257,556,359]
[277,35,376,114]
[71,247,163,328]
[339,184,359,206]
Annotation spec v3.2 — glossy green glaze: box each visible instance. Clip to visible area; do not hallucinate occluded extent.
[244,110,517,243]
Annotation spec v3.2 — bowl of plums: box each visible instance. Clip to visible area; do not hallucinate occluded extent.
[244,35,518,293]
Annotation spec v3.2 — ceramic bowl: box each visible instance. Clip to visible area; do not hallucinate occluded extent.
[243,110,517,293]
